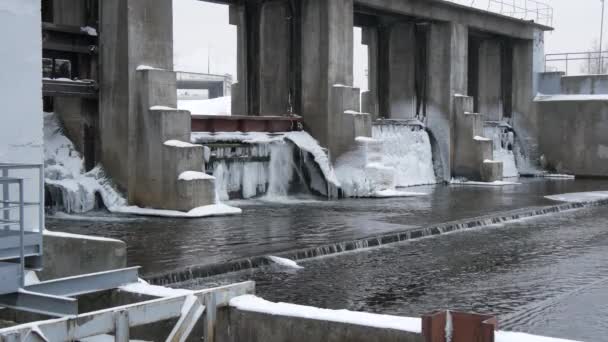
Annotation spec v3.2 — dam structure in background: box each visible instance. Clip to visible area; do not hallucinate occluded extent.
[37,0,574,213]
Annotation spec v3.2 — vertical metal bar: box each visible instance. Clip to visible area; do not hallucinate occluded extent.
[39,165,44,234]
[600,0,606,74]
[19,178,25,288]
[2,167,8,231]
[204,293,218,342]
[115,310,130,342]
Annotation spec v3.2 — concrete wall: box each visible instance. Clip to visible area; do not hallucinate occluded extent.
[38,231,127,281]
[0,0,43,232]
[100,0,174,193]
[561,75,608,95]
[426,22,468,181]
[536,98,608,177]
[538,71,564,95]
[301,0,356,160]
[384,22,417,119]
[215,307,423,342]
[477,40,502,121]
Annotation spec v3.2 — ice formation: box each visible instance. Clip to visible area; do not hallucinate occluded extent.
[484,125,519,178]
[372,125,437,187]
[44,112,126,213]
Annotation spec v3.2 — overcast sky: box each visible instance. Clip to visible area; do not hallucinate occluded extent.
[173,0,606,85]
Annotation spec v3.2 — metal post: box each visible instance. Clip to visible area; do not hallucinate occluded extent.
[600,0,605,74]
[39,164,44,234]
[18,178,25,288]
[2,167,8,231]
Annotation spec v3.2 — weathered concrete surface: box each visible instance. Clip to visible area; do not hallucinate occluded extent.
[361,26,380,119]
[100,0,173,192]
[230,4,248,115]
[328,86,368,160]
[477,40,502,121]
[536,98,608,177]
[511,30,544,170]
[215,307,423,342]
[481,160,503,182]
[427,22,468,181]
[561,74,608,95]
[301,0,355,160]
[385,22,417,119]
[259,0,291,115]
[538,71,564,95]
[38,231,126,281]
[355,0,548,40]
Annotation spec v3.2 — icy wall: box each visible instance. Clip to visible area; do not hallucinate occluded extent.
[44,113,126,213]
[372,125,437,187]
[484,125,519,178]
[0,0,43,231]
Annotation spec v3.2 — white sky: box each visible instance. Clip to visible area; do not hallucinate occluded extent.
[173,0,606,85]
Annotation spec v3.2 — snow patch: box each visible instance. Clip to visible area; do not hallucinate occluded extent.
[136,65,162,71]
[372,189,427,198]
[450,179,521,186]
[150,105,178,111]
[535,94,608,102]
[179,96,231,116]
[113,203,242,218]
[44,230,123,243]
[545,191,608,203]
[80,26,98,36]
[268,256,303,269]
[178,171,214,181]
[474,136,491,141]
[229,295,422,333]
[119,281,192,297]
[163,140,201,148]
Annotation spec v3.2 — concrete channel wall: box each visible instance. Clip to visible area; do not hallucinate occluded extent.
[215,307,423,342]
[536,97,608,177]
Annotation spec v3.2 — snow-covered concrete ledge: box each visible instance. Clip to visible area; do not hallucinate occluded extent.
[113,203,242,218]
[450,179,521,187]
[545,191,608,203]
[535,94,608,102]
[228,295,580,342]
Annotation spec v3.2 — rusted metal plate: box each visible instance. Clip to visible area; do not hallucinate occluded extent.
[191,115,302,133]
[422,310,497,342]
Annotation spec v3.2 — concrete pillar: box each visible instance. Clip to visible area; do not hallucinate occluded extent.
[511,30,543,168]
[361,26,379,119]
[301,0,355,159]
[52,0,87,26]
[385,22,417,119]
[426,22,468,181]
[259,1,291,115]
[477,40,503,121]
[230,5,248,115]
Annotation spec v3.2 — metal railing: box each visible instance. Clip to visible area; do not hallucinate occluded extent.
[545,51,608,75]
[445,0,553,26]
[0,163,44,288]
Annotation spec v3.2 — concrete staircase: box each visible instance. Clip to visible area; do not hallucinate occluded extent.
[453,95,503,182]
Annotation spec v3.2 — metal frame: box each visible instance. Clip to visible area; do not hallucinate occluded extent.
[545,51,608,75]
[445,0,553,26]
[0,164,44,290]
[0,281,255,342]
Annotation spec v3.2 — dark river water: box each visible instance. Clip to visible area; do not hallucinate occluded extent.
[46,178,608,341]
[183,206,608,342]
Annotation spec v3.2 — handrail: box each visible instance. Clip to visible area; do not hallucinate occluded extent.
[444,0,553,26]
[544,51,608,75]
[0,163,44,288]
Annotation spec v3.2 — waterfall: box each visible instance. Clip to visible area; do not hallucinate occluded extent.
[484,125,519,178]
[372,124,437,187]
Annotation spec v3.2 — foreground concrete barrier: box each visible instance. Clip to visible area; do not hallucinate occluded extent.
[38,231,127,281]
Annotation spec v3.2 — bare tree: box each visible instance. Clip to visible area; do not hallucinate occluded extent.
[580,39,608,74]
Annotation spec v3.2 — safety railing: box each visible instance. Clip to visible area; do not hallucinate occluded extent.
[445,0,553,26]
[545,51,608,75]
[0,163,44,288]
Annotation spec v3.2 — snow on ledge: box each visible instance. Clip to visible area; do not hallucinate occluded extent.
[44,230,122,243]
[228,296,580,342]
[483,159,502,164]
[136,65,163,71]
[178,171,214,181]
[371,189,427,198]
[150,105,178,111]
[545,191,608,203]
[355,136,379,143]
[229,295,422,333]
[535,94,608,102]
[113,203,242,218]
[80,26,98,36]
[119,281,192,297]
[450,179,521,186]
[163,140,201,148]
[474,136,491,141]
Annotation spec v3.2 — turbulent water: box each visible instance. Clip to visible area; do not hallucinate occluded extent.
[44,112,126,213]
